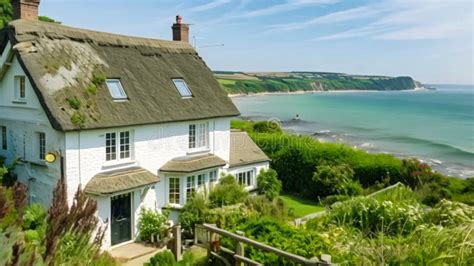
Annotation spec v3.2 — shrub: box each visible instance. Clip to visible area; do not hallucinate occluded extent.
[252,121,282,133]
[244,195,288,219]
[312,164,362,198]
[146,250,176,266]
[426,199,474,227]
[257,169,282,200]
[321,197,424,235]
[179,194,208,239]
[321,195,350,206]
[138,208,169,242]
[209,175,248,207]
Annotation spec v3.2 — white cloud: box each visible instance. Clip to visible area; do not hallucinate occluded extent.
[314,0,473,41]
[189,0,231,12]
[241,0,338,18]
[267,5,381,33]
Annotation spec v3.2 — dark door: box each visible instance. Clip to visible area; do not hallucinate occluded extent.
[111,193,132,246]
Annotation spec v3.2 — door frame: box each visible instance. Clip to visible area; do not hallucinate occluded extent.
[110,191,134,247]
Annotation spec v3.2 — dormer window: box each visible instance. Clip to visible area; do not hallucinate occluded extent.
[106,79,128,100]
[172,79,193,98]
[14,76,26,101]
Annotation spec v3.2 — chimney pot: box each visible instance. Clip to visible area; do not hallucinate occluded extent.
[12,0,40,20]
[172,15,189,43]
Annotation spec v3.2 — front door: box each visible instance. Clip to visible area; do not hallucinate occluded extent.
[111,193,132,246]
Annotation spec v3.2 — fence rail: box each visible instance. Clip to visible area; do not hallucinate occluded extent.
[200,223,333,266]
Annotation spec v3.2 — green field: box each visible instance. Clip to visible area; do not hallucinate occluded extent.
[279,194,324,218]
[214,71,418,94]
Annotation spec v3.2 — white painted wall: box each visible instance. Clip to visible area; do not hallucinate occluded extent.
[63,117,231,249]
[0,52,65,207]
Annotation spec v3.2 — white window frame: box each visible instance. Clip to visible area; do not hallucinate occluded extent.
[14,75,26,101]
[106,79,128,100]
[188,122,209,151]
[105,130,132,163]
[172,78,193,98]
[209,170,218,183]
[235,169,255,188]
[0,126,6,150]
[197,174,205,190]
[186,175,196,199]
[169,177,180,205]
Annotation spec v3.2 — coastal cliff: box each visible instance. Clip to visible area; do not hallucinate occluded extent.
[215,71,424,94]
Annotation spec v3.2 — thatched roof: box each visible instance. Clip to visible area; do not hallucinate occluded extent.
[1,19,240,131]
[160,154,226,173]
[84,167,159,195]
[229,130,270,167]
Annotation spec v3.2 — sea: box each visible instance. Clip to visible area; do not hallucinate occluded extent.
[232,84,474,178]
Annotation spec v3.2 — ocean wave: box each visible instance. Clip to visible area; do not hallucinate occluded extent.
[380,135,474,158]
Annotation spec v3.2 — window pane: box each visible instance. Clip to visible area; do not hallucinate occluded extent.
[120,131,130,159]
[106,80,127,99]
[39,133,45,160]
[106,133,117,161]
[172,79,192,97]
[169,178,180,204]
[1,126,6,150]
[189,124,196,149]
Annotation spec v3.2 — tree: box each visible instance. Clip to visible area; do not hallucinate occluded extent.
[0,0,12,29]
[257,169,282,200]
[0,1,60,30]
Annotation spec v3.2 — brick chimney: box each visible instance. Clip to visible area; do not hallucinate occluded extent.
[172,15,189,42]
[12,0,40,20]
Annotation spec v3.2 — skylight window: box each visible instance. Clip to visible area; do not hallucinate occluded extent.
[172,79,193,98]
[106,79,128,100]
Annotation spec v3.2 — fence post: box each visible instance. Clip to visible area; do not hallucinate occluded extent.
[235,231,245,266]
[172,225,182,261]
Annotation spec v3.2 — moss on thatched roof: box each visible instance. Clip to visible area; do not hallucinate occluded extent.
[2,19,240,131]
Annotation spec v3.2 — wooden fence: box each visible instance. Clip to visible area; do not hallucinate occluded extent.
[196,223,333,266]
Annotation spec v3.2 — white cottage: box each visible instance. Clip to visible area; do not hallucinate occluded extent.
[0,0,269,249]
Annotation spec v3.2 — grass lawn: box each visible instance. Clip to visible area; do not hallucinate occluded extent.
[279,194,324,218]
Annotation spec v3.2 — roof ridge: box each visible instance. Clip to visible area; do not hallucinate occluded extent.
[9,19,195,51]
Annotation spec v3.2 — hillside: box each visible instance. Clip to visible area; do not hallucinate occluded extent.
[214,71,424,94]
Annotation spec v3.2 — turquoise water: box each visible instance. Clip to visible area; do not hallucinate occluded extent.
[232,85,474,178]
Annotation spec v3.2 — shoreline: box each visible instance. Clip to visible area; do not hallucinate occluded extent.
[228,87,428,98]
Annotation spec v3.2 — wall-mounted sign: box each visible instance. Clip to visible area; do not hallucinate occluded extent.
[44,153,57,163]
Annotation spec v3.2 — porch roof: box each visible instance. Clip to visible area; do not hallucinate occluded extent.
[84,167,159,195]
[160,154,226,173]
[229,130,270,168]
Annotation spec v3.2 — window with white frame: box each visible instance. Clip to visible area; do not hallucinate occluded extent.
[38,132,46,160]
[172,79,193,98]
[1,126,6,150]
[119,131,130,159]
[105,131,132,162]
[106,79,128,100]
[236,170,255,187]
[197,174,205,189]
[186,175,195,199]
[209,170,218,183]
[14,76,26,101]
[169,177,180,204]
[189,122,208,149]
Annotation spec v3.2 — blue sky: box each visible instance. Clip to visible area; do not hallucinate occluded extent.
[40,0,473,85]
